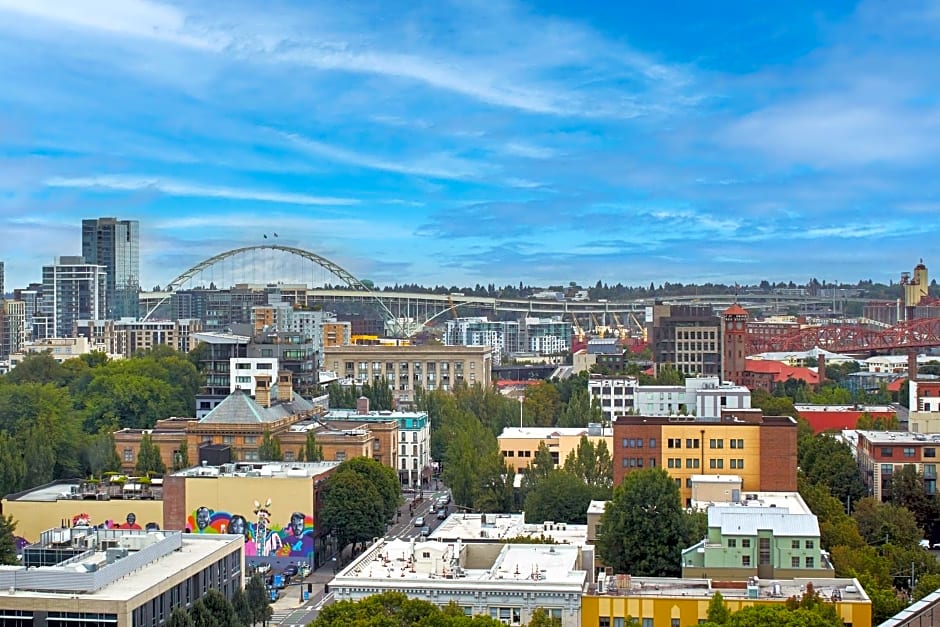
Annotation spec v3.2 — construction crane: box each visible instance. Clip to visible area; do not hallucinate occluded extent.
[571,313,585,342]
[447,294,459,320]
[611,312,629,340]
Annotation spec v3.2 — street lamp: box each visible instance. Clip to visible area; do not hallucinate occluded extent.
[518,396,524,428]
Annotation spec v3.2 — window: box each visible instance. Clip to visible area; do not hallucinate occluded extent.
[490,607,522,625]
[805,556,815,568]
[685,458,699,468]
[709,458,724,469]
[671,620,680,627]
[792,556,800,567]
[637,439,643,448]
[730,459,744,469]
[727,538,737,548]
[335,451,346,461]
[650,458,656,467]
[642,619,653,627]
[598,619,610,627]
[730,438,744,449]
[881,447,894,457]
[805,540,814,549]
[622,438,629,448]
[709,438,724,449]
[742,555,751,566]
[649,438,656,448]
[792,540,800,549]
[123,448,134,462]
[904,448,916,458]
[926,448,937,458]
[622,458,629,468]
[244,436,257,445]
[668,438,682,449]
[742,539,751,548]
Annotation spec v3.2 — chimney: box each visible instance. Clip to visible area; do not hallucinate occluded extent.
[255,374,272,408]
[277,371,293,404]
[357,396,370,415]
[816,353,826,385]
[909,351,918,383]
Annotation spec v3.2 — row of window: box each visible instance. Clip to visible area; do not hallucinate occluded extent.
[736,554,814,568]
[665,438,746,450]
[621,457,655,468]
[661,458,746,470]
[622,438,656,448]
[880,447,935,458]
[345,361,471,372]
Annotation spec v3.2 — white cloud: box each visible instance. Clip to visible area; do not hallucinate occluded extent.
[280,133,485,180]
[44,175,359,206]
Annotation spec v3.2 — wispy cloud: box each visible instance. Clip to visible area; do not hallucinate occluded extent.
[45,176,359,206]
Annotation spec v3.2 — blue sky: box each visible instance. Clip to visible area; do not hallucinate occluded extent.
[1,0,939,291]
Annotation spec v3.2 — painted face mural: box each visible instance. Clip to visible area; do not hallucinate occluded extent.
[186,501,314,558]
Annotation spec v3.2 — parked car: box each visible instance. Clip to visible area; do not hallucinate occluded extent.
[420,526,430,537]
[283,564,299,578]
[436,508,447,520]
[414,516,425,527]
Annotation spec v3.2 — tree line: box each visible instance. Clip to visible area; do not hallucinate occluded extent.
[0,347,203,496]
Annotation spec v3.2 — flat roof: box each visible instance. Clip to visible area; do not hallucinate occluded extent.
[172,461,339,479]
[430,513,588,545]
[857,430,940,445]
[589,576,869,603]
[795,405,895,413]
[693,490,813,516]
[0,531,240,601]
[587,500,607,515]
[192,331,250,344]
[498,426,612,439]
[324,409,427,420]
[336,538,586,587]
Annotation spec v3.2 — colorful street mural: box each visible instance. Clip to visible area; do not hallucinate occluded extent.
[69,512,158,531]
[185,500,314,559]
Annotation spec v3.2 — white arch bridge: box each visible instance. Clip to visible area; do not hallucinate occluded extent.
[142,244,651,335]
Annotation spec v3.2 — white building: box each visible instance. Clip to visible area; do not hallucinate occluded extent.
[431,512,588,545]
[332,538,588,627]
[522,316,573,355]
[444,317,520,365]
[230,357,279,395]
[589,375,750,420]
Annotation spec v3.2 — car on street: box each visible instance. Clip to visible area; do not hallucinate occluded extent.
[420,526,430,537]
[283,564,299,578]
[436,508,447,520]
[414,516,425,527]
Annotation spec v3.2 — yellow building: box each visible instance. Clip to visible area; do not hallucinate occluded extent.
[581,576,871,627]
[498,426,614,471]
[614,412,798,506]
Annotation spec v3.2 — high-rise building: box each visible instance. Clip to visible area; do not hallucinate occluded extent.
[41,256,107,337]
[82,217,140,319]
[0,300,26,358]
[647,303,721,377]
[0,260,5,297]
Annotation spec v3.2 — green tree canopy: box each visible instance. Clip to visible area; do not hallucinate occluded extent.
[334,457,401,521]
[596,467,688,576]
[311,591,503,626]
[135,432,166,475]
[524,470,593,524]
[852,497,922,549]
[320,470,386,551]
[257,429,282,462]
[562,436,613,498]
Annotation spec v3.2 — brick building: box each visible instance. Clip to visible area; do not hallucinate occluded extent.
[613,409,798,506]
[856,430,940,501]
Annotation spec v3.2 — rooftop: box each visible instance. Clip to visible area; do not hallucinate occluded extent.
[199,388,315,424]
[857,430,940,445]
[430,513,588,545]
[172,461,339,479]
[324,409,428,421]
[335,538,586,588]
[192,331,250,344]
[586,575,869,603]
[692,488,814,517]
[794,404,896,413]
[498,426,612,440]
[708,505,820,537]
[0,528,240,599]
[587,500,607,516]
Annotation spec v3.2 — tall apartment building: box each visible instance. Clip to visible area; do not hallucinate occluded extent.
[251,297,349,367]
[13,283,44,339]
[588,375,751,423]
[647,303,721,377]
[323,345,493,408]
[75,318,203,357]
[192,331,250,418]
[614,409,797,506]
[82,217,140,319]
[444,317,520,365]
[0,299,26,358]
[0,260,4,297]
[521,316,573,355]
[41,256,107,337]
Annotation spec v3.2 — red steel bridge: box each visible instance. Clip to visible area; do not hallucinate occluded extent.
[748,318,940,355]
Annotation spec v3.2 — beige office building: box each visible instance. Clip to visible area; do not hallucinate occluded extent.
[323,344,493,407]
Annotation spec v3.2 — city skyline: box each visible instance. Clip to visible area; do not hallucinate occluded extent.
[1,1,939,290]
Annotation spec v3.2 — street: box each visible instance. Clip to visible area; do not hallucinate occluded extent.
[268,484,451,626]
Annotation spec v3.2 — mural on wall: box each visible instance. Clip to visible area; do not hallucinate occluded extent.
[68,512,158,531]
[186,499,314,558]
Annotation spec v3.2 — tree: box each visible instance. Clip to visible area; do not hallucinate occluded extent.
[188,599,219,627]
[258,429,282,462]
[885,464,938,536]
[232,589,252,627]
[557,387,602,428]
[596,468,687,576]
[912,572,940,601]
[523,442,557,489]
[526,608,561,627]
[0,515,19,565]
[0,432,25,496]
[202,589,241,627]
[312,591,503,626]
[524,382,560,427]
[135,432,166,475]
[334,457,401,522]
[320,471,386,551]
[245,573,272,626]
[706,591,731,624]
[84,430,121,477]
[304,430,323,462]
[166,607,195,627]
[173,440,189,471]
[524,471,593,524]
[562,436,613,498]
[798,434,867,509]
[852,497,922,549]
[474,450,514,513]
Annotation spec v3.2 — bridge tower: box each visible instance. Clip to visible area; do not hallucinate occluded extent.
[722,303,749,385]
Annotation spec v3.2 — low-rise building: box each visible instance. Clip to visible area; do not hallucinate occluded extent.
[0,527,243,627]
[682,489,834,580]
[581,575,870,627]
[331,538,589,627]
[588,376,750,423]
[856,430,940,500]
[498,424,613,471]
[794,404,897,434]
[9,335,122,367]
[430,513,588,545]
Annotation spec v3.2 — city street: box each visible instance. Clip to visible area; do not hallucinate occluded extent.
[269,484,451,626]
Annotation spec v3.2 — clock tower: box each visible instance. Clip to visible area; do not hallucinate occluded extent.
[722,304,749,385]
